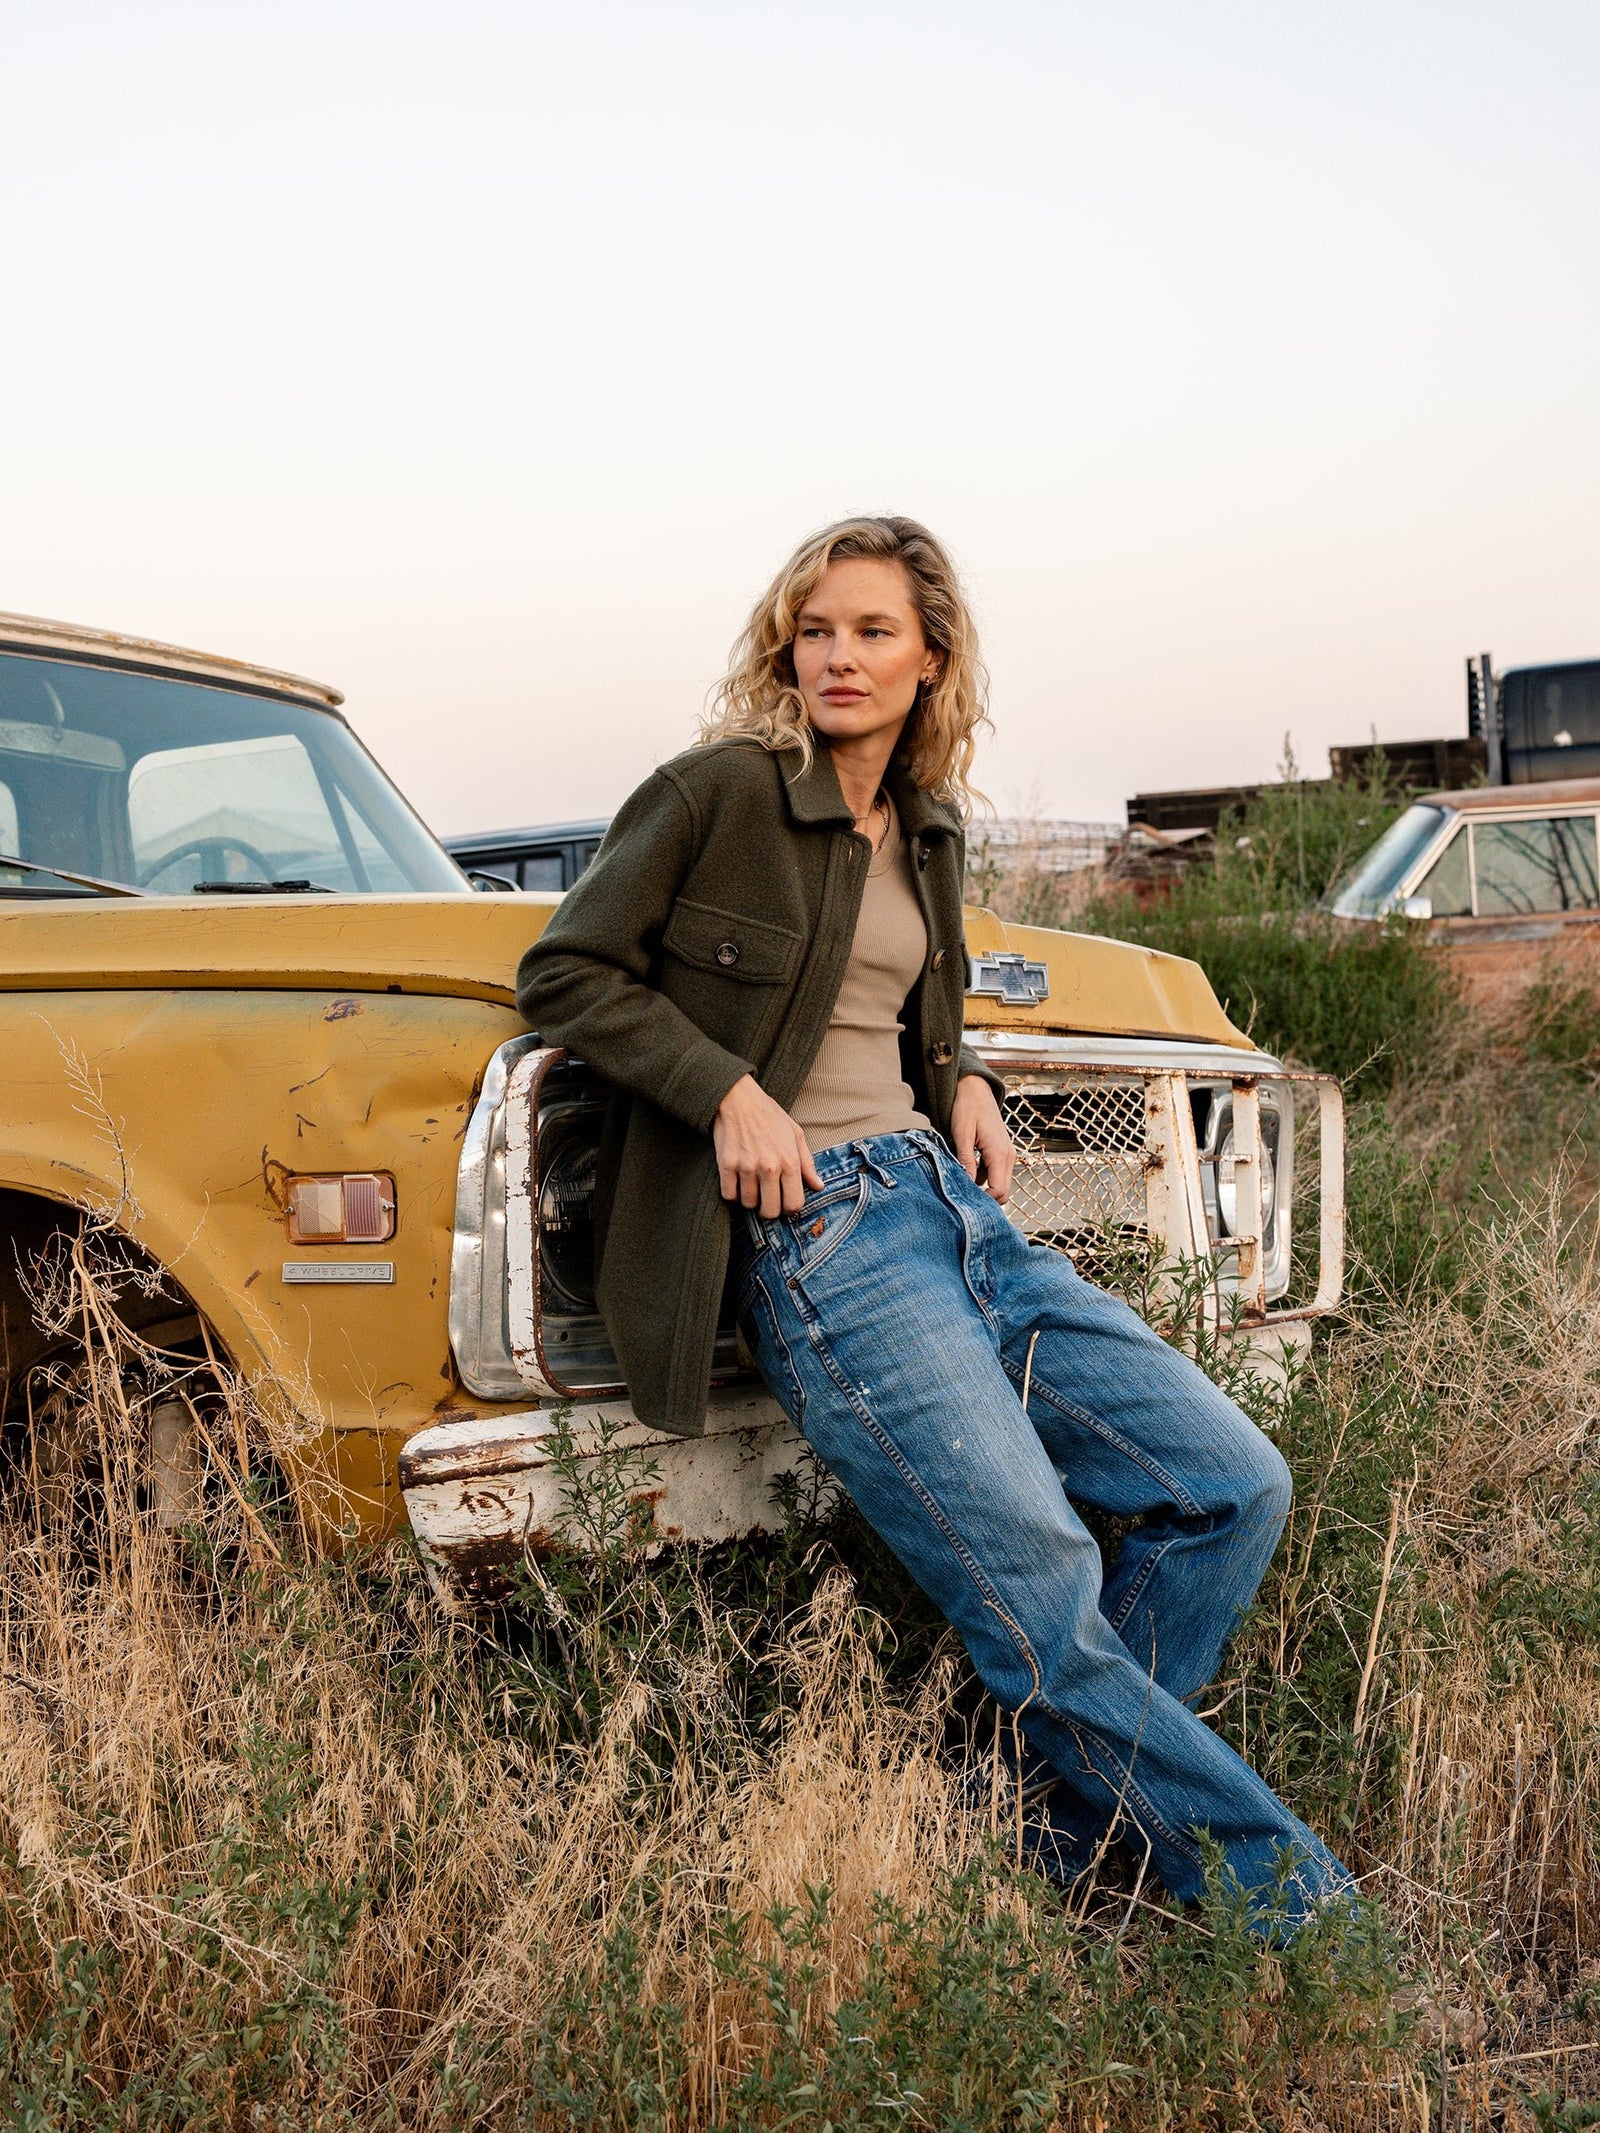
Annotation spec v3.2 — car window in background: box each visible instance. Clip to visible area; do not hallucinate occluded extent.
[522,853,565,890]
[1472,815,1600,917]
[1329,804,1449,917]
[0,778,16,854]
[1415,826,1472,917]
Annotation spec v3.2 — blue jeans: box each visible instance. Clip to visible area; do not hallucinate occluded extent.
[732,1129,1352,1930]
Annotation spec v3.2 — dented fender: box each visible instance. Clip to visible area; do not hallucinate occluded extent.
[0,985,530,1539]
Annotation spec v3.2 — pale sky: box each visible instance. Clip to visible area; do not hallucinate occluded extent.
[2,1,1596,833]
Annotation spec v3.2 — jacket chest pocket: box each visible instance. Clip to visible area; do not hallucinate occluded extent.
[662,898,803,987]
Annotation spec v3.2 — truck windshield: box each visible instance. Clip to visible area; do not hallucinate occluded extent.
[1329,805,1451,918]
[0,652,469,896]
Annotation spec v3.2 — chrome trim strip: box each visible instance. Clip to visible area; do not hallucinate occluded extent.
[448,1033,543,1398]
[972,1029,1285,1076]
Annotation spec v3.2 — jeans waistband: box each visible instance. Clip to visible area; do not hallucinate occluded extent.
[804,1127,946,1188]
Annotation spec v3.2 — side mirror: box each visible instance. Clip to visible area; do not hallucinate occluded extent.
[1398,895,1433,921]
[466,868,519,894]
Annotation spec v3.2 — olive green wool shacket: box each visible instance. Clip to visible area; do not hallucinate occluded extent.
[514,736,1002,1438]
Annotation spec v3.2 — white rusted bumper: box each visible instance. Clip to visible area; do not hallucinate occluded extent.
[403,1320,1317,1604]
[398,1387,829,1603]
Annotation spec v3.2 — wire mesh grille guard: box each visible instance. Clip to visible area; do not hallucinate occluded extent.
[1000,1077,1154,1260]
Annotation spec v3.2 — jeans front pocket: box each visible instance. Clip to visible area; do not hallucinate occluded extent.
[780,1172,872,1286]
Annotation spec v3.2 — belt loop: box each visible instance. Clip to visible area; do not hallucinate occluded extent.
[854,1141,899,1189]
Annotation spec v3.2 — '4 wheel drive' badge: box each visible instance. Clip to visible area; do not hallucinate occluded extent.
[968,951,1050,1006]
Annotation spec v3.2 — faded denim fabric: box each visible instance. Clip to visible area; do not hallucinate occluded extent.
[732,1128,1352,1932]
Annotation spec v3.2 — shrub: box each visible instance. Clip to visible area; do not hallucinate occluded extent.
[1066,767,1463,1092]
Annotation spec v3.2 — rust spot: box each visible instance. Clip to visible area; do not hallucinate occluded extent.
[398,1435,551,1487]
[261,1153,293,1212]
[244,1269,260,1289]
[324,997,363,1022]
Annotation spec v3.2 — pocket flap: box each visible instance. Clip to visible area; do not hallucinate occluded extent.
[662,898,803,985]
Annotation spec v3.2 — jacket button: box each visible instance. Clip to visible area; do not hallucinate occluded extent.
[929,1041,954,1066]
[715,941,740,967]
[931,948,946,971]
[916,842,930,871]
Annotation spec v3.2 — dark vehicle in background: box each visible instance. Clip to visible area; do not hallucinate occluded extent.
[445,819,609,892]
[1468,654,1600,786]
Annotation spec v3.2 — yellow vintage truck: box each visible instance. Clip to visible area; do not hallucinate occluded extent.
[0,613,1343,1592]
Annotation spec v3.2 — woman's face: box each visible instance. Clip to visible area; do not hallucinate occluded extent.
[791,557,941,753]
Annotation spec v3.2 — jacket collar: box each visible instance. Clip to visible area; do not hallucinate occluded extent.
[777,742,961,842]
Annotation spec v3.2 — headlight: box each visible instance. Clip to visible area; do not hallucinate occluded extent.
[1215,1125,1277,1238]
[1193,1083,1292,1302]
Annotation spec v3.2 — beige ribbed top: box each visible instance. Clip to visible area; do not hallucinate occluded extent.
[792,795,931,1155]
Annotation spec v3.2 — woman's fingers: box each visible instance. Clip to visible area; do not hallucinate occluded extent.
[953,1073,1015,1202]
[713,1077,820,1215]
[951,1104,980,1181]
[978,1110,1014,1203]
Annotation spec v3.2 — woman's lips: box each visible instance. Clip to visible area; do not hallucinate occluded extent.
[820,687,867,701]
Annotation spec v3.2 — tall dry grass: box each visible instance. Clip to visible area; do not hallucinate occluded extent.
[6,1082,1600,2118]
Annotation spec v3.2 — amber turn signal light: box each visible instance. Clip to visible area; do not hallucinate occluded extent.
[285,1173,396,1245]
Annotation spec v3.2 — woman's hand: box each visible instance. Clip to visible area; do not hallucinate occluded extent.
[712,1074,824,1216]
[951,1074,1015,1203]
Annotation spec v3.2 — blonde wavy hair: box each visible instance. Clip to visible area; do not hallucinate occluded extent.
[700,516,990,808]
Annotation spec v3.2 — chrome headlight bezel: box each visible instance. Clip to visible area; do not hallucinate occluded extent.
[448,1034,543,1398]
[1192,1079,1294,1302]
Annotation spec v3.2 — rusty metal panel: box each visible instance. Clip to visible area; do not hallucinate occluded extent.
[399,1387,829,1603]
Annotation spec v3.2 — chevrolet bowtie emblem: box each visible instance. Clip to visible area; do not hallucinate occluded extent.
[968,951,1050,1006]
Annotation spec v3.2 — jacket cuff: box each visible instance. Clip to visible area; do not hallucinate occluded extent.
[658,1039,757,1136]
[957,1044,1006,1103]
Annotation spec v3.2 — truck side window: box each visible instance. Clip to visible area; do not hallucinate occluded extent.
[1472,815,1600,917]
[522,853,565,890]
[1415,827,1471,917]
[0,778,17,855]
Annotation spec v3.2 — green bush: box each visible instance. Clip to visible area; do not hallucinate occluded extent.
[1074,767,1463,1092]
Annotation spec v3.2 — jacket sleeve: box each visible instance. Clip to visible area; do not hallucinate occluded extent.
[953,826,1005,1102]
[514,769,755,1135]
[957,1041,1006,1102]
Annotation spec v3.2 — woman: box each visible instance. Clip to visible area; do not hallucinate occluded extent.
[516,516,1351,1930]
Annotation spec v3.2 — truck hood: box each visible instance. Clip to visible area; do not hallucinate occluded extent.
[0,892,1254,1050]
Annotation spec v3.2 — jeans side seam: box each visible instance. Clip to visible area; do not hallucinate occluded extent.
[798,1316,1048,1691]
[747,1272,808,1424]
[1043,1713,1208,1866]
[1003,1362,1205,1518]
[1104,1533,1180,1636]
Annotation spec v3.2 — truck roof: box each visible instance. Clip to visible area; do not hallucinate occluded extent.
[0,611,343,712]
[1425,776,1600,811]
